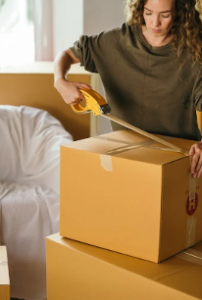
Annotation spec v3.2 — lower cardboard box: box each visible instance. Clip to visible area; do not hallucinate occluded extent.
[60,129,202,263]
[0,247,10,300]
[46,233,202,300]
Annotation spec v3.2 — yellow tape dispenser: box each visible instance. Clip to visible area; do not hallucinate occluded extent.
[71,88,111,116]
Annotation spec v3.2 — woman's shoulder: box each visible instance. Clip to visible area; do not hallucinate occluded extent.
[79,23,138,52]
[97,22,137,43]
[104,22,137,36]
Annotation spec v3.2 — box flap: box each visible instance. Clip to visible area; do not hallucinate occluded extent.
[63,130,194,165]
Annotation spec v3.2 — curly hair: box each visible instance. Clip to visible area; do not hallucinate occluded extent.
[125,0,202,64]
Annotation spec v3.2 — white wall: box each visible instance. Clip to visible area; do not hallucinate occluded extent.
[83,0,125,34]
[53,0,125,56]
[53,0,83,57]
[84,0,125,134]
[53,0,126,134]
[34,0,54,61]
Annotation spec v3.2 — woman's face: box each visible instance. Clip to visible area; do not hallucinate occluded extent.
[143,0,176,37]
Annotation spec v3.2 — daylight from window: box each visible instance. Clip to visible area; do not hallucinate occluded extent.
[0,0,34,69]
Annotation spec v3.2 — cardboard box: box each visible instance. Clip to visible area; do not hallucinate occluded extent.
[60,129,202,263]
[46,233,202,300]
[0,247,10,300]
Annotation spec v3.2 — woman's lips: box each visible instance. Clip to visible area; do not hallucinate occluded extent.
[152,28,162,34]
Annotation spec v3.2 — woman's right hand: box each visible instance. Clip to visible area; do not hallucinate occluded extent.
[54,77,92,105]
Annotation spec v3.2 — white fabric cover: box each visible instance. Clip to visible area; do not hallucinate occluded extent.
[1,182,58,300]
[0,105,73,193]
[0,105,73,299]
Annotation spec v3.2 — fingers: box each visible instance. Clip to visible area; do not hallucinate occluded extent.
[69,92,84,105]
[76,82,92,89]
[189,143,202,178]
[71,88,88,105]
[70,82,92,105]
[67,82,91,105]
[196,153,202,172]
[190,151,199,175]
[189,145,195,156]
[60,92,83,105]
[55,78,92,105]
[71,97,83,105]
[196,165,202,178]
[63,84,86,105]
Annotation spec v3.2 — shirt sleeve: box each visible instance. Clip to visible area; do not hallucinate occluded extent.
[194,67,202,111]
[70,35,98,73]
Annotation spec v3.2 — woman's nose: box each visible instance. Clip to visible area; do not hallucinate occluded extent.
[153,16,161,27]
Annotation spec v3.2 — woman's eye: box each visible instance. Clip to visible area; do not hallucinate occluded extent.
[145,13,152,16]
[162,14,171,18]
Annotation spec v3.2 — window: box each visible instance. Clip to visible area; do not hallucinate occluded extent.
[0,0,34,68]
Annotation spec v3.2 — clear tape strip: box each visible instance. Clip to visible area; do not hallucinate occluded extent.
[186,217,197,248]
[95,135,181,156]
[94,134,173,145]
[105,140,155,156]
[103,114,189,155]
[177,248,202,265]
[98,139,157,171]
[186,157,197,247]
[100,155,113,172]
[189,156,196,201]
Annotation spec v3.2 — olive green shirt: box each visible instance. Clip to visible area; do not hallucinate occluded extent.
[70,23,202,141]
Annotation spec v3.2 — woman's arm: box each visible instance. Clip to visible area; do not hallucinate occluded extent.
[54,49,91,105]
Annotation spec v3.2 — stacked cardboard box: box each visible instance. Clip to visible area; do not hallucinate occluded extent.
[0,247,10,300]
[47,233,202,300]
[47,129,202,299]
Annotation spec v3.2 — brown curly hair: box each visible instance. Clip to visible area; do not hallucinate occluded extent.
[125,0,202,64]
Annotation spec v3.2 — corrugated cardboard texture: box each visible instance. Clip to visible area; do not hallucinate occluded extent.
[160,159,202,261]
[60,146,162,262]
[46,233,202,300]
[0,72,90,141]
[60,130,202,262]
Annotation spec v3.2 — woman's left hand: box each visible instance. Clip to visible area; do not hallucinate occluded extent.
[189,142,202,178]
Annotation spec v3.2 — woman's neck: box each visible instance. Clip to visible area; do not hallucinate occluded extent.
[142,25,173,47]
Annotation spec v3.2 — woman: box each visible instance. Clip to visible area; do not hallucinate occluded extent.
[54,0,202,178]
